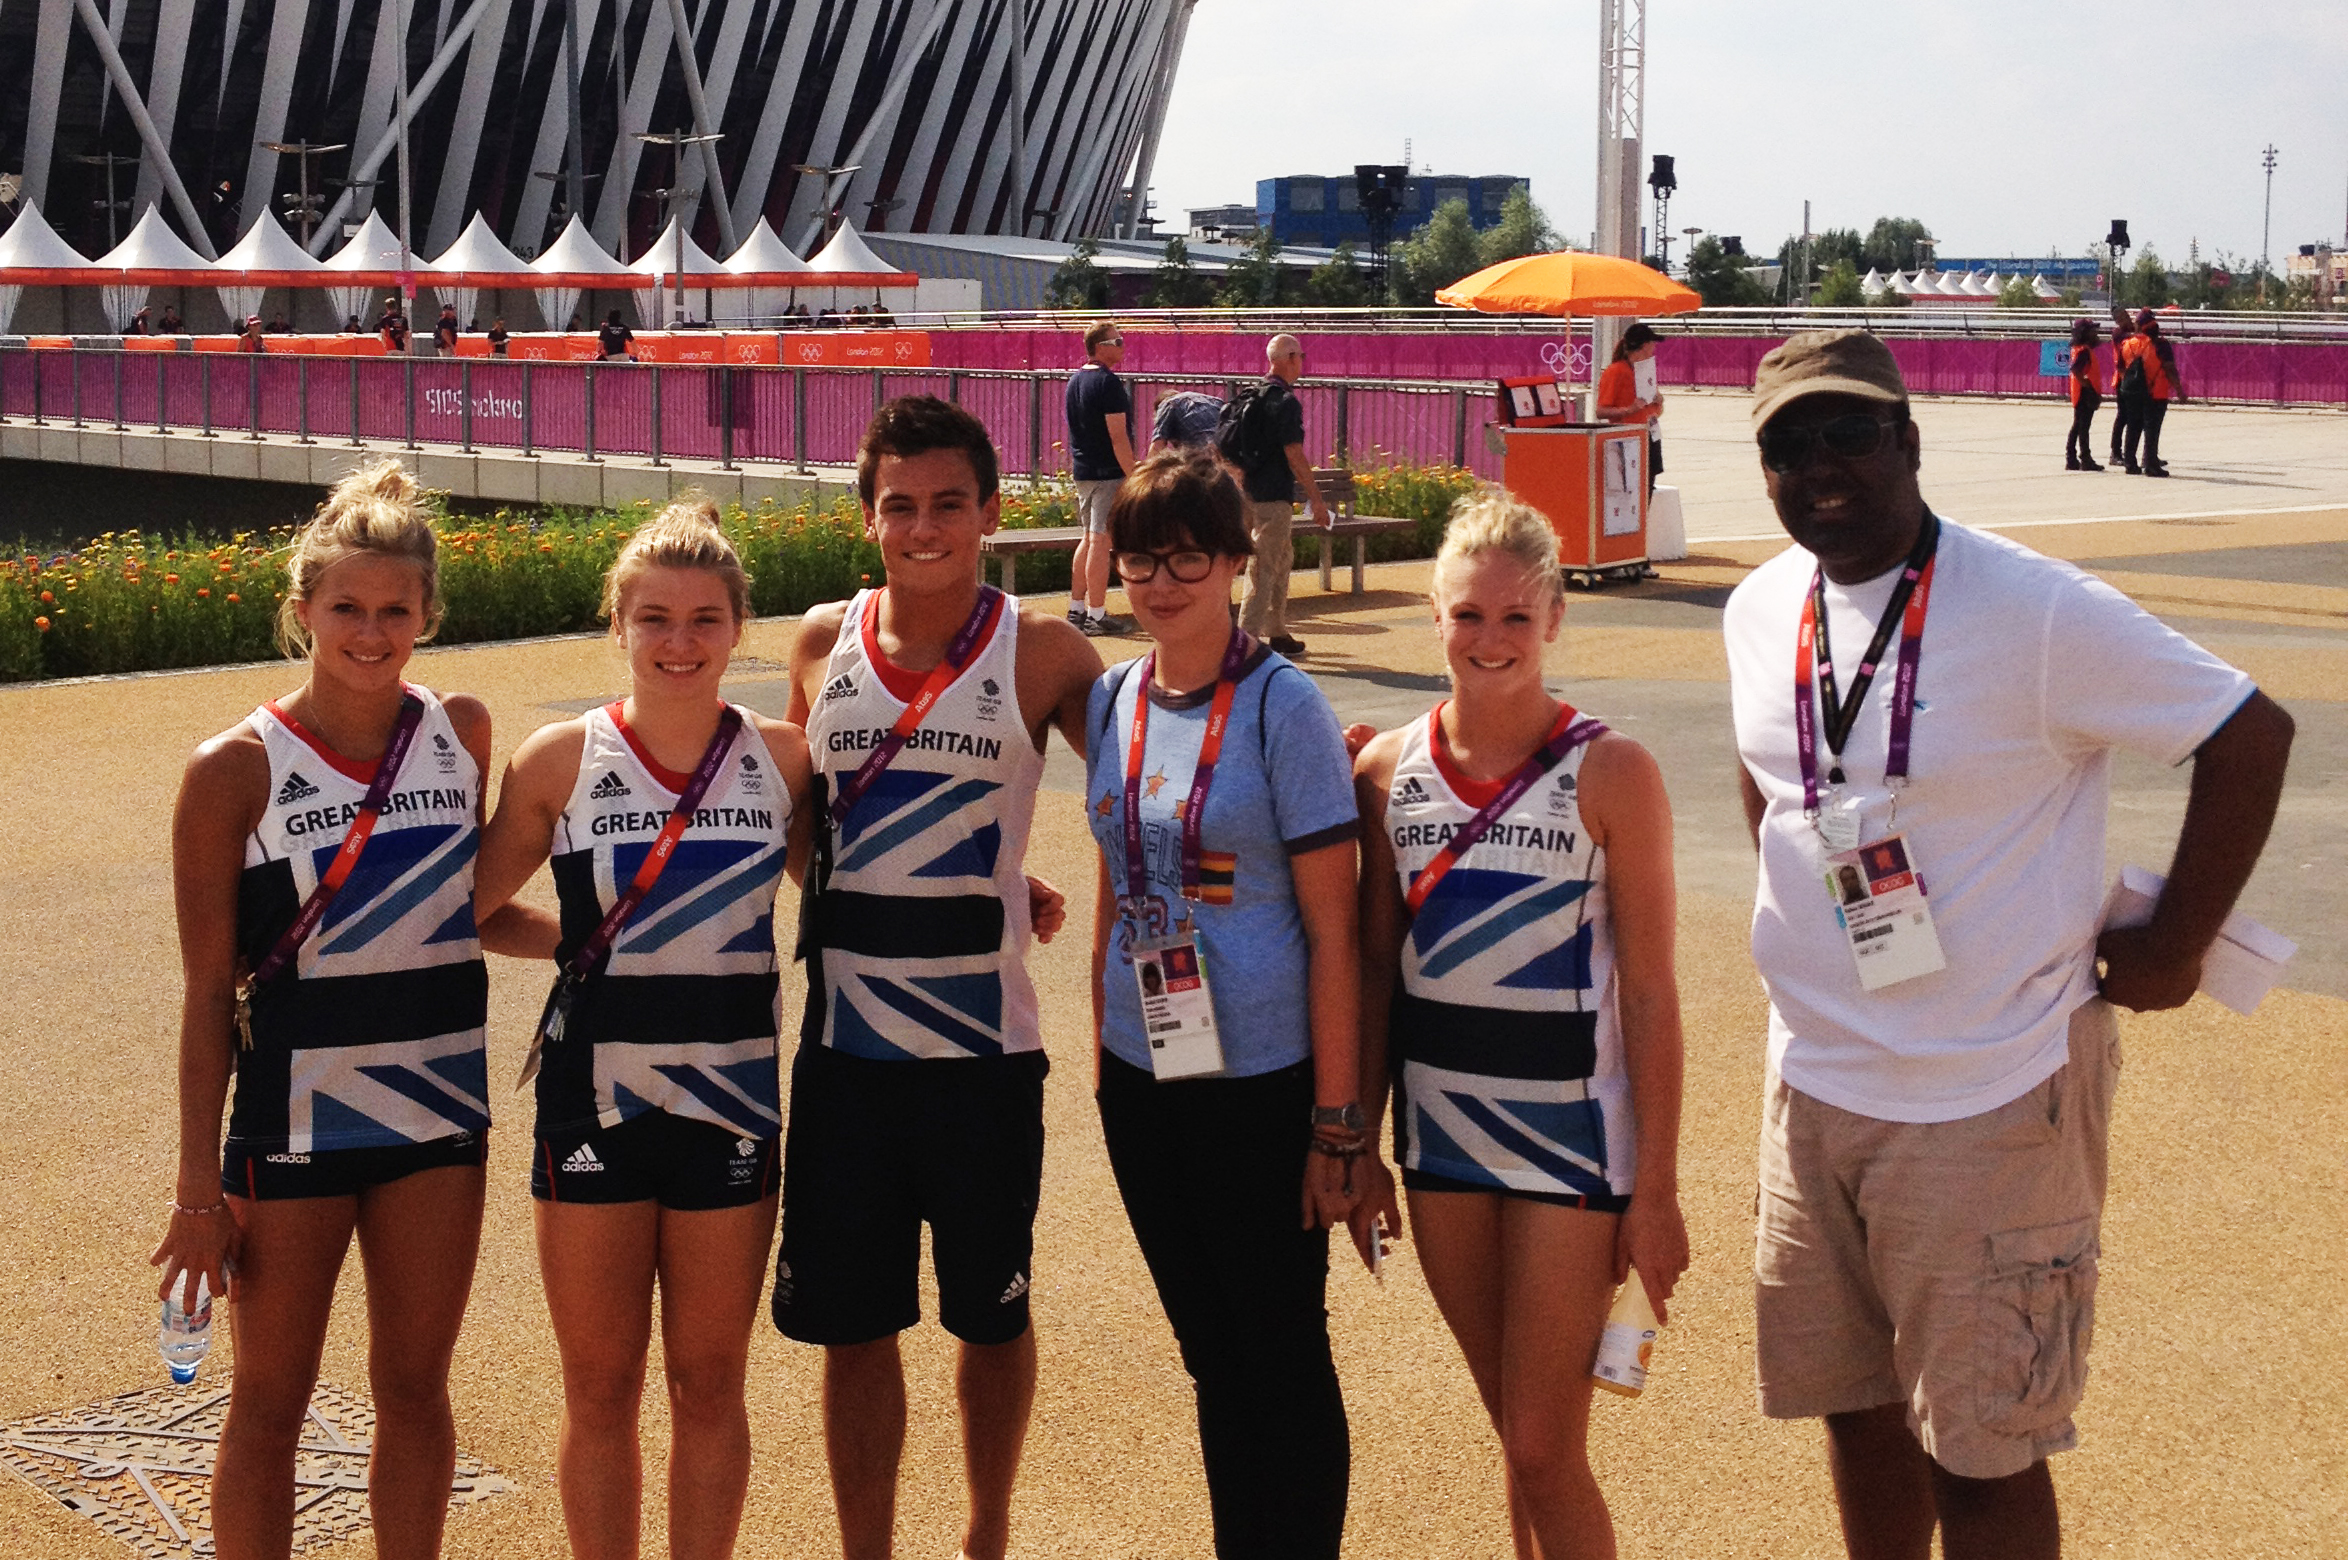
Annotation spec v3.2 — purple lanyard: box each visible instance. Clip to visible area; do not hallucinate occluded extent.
[1795,514,1940,814]
[1123,629,1251,911]
[830,585,1002,831]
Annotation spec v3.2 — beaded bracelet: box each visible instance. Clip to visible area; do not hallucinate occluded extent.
[169,1198,228,1218]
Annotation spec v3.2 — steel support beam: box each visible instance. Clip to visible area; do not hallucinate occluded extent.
[305,0,500,255]
[69,0,221,257]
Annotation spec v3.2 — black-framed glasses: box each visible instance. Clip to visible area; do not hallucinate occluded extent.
[1758,412,1904,473]
[1113,549,1216,584]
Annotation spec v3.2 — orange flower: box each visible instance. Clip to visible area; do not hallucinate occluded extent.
[39,590,52,604]
[34,616,50,632]
[165,573,180,584]
[227,593,241,603]
[197,588,211,598]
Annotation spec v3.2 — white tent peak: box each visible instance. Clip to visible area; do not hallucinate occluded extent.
[95,206,214,271]
[722,217,809,274]
[218,210,323,272]
[434,211,531,274]
[808,222,896,274]
[634,217,722,277]
[0,202,93,268]
[533,214,634,275]
[322,211,411,271]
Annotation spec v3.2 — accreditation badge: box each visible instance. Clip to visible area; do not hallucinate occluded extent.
[1132,932,1226,1080]
[1823,833,1947,991]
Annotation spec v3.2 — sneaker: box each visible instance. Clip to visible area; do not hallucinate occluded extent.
[2066,455,2082,471]
[1078,614,1111,637]
[1268,635,1306,656]
[1066,604,1086,627]
[2145,463,2171,478]
[2079,457,2105,471]
[2123,461,2142,475]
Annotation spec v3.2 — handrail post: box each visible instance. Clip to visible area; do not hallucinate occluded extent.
[113,348,124,429]
[792,368,808,472]
[403,356,417,449]
[247,353,261,440]
[719,365,735,470]
[1451,386,1468,467]
[584,362,599,461]
[461,360,474,453]
[296,357,311,443]
[157,349,169,434]
[522,361,535,457]
[72,348,84,428]
[349,357,362,446]
[650,364,665,465]
[200,355,213,438]
[31,350,42,427]
[947,369,961,405]
[1026,372,1042,485]
[1334,381,1350,463]
[872,367,884,414]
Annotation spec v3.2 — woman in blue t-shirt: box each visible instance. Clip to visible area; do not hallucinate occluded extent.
[1084,450,1370,1560]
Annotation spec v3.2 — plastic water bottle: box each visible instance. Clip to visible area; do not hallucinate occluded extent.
[158,1276,213,1385]
[1591,1268,1662,1398]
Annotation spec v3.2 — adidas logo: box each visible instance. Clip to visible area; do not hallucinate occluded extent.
[820,673,857,703]
[275,771,321,806]
[562,1143,604,1173]
[589,772,632,800]
[1396,776,1430,804]
[998,1272,1030,1304]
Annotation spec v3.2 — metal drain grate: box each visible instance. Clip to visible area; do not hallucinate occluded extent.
[0,1380,513,1557]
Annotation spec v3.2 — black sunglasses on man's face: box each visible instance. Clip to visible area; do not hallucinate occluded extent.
[1758,412,1904,474]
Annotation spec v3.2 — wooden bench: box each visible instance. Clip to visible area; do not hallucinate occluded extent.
[976,469,1421,598]
[1306,469,1422,594]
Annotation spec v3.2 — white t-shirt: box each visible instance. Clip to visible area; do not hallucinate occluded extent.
[1724,520,2254,1123]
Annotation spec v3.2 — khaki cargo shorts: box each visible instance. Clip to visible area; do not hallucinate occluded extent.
[1754,1000,2121,1480]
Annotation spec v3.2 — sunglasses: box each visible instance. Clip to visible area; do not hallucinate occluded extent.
[1758,412,1904,473]
[1113,549,1218,584]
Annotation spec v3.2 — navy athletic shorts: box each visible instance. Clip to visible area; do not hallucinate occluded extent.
[532,1110,779,1210]
[224,1131,487,1200]
[773,1044,1047,1348]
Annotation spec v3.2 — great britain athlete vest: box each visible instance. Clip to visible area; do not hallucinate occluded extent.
[1385,706,1637,1202]
[803,588,1044,1060]
[541,702,790,1137]
[232,685,489,1155]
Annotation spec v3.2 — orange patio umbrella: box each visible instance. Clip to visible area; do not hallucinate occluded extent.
[1435,250,1700,317]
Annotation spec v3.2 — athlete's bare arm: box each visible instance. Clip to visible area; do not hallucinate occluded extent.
[1346,729,1408,1264]
[784,602,850,729]
[1014,606,1106,760]
[1579,731,1689,1320]
[474,718,588,959]
[441,691,560,957]
[750,715,818,887]
[153,725,270,1307]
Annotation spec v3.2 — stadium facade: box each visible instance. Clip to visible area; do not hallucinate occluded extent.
[0,0,1196,264]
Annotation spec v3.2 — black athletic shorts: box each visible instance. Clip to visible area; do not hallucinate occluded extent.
[1401,1165,1631,1214]
[532,1110,779,1210]
[772,1044,1048,1348]
[224,1131,487,1201]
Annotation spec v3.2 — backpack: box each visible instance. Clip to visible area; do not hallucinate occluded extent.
[2118,342,2149,399]
[1214,382,1273,470]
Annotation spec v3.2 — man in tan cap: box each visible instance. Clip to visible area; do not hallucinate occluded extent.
[1723,329,2294,1559]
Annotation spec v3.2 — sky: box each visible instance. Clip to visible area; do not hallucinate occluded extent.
[1146,0,2348,270]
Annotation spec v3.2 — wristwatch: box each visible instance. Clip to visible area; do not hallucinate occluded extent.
[1310,1103,1366,1133]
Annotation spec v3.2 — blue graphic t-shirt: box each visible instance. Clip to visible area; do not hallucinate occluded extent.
[1085,646,1359,1077]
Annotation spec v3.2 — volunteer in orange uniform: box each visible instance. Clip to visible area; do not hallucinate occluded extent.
[2120,310,2183,477]
[2064,320,2104,471]
[1595,322,1665,493]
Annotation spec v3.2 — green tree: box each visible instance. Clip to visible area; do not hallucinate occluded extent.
[2124,247,2171,309]
[1775,228,1864,300]
[1996,276,2040,309]
[1139,236,1218,309]
[1475,185,1557,268]
[1389,197,1484,305]
[1861,217,1934,273]
[1217,227,1286,308]
[1684,235,1772,307]
[1813,259,1865,307]
[1044,236,1111,310]
[1303,241,1373,308]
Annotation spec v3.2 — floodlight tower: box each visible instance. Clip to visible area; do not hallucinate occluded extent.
[2260,144,2279,276]
[1594,0,1645,364]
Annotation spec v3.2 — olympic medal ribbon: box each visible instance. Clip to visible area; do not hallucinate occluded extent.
[829,585,1005,831]
[1403,704,1608,915]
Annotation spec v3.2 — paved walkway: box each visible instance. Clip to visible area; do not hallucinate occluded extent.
[1,480,2342,1556]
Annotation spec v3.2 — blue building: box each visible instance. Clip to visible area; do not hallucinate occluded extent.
[1256,173,1530,248]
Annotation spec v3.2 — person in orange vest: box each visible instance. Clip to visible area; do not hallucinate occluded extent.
[2065,319,2105,471]
[2104,304,2137,467]
[2120,310,2183,477]
[1596,321,1665,493]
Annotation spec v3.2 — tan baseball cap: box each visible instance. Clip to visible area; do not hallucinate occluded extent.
[1751,328,1908,428]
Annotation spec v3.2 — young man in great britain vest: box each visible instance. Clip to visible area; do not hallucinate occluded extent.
[776,396,1102,1560]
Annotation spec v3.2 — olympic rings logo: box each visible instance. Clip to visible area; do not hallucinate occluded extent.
[1539,340,1592,378]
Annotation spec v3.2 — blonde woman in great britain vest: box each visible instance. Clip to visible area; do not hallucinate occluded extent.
[474,498,812,1560]
[1351,492,1690,1560]
[155,460,541,1559]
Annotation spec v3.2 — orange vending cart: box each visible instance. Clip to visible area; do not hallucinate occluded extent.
[1500,422,1649,587]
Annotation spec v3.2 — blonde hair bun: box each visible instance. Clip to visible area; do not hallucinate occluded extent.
[1432,488,1562,603]
[602,492,752,623]
[276,458,441,657]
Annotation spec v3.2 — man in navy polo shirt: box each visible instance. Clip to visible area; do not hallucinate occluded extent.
[1066,321,1135,637]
